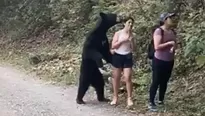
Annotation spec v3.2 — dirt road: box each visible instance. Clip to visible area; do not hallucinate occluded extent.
[0,66,139,116]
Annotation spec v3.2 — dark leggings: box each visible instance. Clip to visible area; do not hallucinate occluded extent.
[149,57,174,104]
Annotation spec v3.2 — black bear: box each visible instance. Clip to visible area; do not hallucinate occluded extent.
[76,12,125,104]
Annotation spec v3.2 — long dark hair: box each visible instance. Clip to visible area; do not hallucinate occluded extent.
[159,21,164,26]
[123,17,134,23]
[151,20,164,35]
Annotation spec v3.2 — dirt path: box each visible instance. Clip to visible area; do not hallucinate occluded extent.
[0,66,141,116]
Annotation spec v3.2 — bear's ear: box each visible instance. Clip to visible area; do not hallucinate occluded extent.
[99,12,106,18]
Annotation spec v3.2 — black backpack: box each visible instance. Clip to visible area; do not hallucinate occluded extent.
[147,27,176,59]
[147,27,164,59]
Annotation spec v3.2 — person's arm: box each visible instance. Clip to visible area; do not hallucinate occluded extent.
[174,33,178,49]
[153,29,175,50]
[170,33,178,53]
[111,32,122,49]
[131,36,137,63]
[130,34,136,52]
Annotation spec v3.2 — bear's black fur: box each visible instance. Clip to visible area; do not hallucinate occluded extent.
[76,12,122,104]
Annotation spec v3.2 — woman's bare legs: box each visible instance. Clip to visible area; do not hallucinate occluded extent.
[110,67,122,105]
[123,68,133,106]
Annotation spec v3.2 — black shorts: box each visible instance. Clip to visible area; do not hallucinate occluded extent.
[112,53,133,68]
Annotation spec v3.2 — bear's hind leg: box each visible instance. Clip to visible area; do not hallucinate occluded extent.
[95,84,110,102]
[76,76,90,104]
[91,71,110,102]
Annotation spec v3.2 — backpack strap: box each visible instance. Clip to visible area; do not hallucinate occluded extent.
[150,27,164,44]
[158,28,177,43]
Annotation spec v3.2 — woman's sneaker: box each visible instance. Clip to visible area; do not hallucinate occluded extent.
[158,101,164,106]
[148,103,158,112]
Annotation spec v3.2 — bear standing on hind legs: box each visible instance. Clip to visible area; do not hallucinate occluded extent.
[76,12,126,104]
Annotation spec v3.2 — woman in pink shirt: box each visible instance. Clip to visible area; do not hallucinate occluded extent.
[148,12,178,112]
